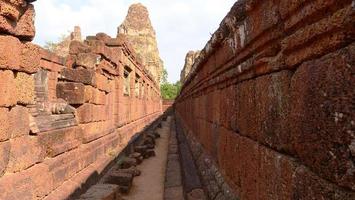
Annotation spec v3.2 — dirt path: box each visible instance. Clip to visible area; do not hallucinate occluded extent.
[122,117,171,200]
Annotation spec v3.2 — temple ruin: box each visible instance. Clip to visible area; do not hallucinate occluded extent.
[0,0,354,199]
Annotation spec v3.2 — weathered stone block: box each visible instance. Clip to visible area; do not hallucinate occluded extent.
[60,67,96,85]
[0,1,20,21]
[290,43,355,190]
[84,85,94,103]
[105,171,133,187]
[79,184,120,200]
[115,167,141,177]
[129,152,143,164]
[0,141,10,177]
[25,164,54,198]
[144,149,156,158]
[279,0,350,30]
[282,5,354,68]
[119,157,137,169]
[219,86,236,130]
[0,15,14,35]
[76,53,99,69]
[6,0,27,7]
[237,135,259,200]
[15,72,35,105]
[57,82,85,105]
[9,106,30,138]
[234,79,258,140]
[7,136,45,173]
[15,4,36,41]
[245,0,281,44]
[254,70,293,153]
[47,140,80,158]
[257,145,298,200]
[92,89,106,105]
[0,170,34,200]
[69,40,90,55]
[95,73,110,92]
[77,103,93,123]
[292,166,355,200]
[0,36,21,71]
[0,108,10,142]
[0,36,39,73]
[20,42,40,73]
[38,126,83,148]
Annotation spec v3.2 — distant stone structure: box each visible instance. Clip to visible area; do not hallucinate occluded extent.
[52,26,82,57]
[180,50,200,83]
[0,0,354,199]
[118,3,164,84]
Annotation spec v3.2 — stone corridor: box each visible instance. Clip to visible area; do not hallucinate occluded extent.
[0,0,354,200]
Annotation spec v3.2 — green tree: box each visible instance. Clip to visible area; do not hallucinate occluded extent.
[161,68,168,84]
[160,80,182,100]
[160,68,181,100]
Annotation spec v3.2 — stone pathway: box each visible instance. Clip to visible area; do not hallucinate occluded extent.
[164,117,184,200]
[122,117,172,200]
[77,115,188,200]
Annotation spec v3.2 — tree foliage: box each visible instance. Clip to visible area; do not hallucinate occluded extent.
[160,81,181,100]
[161,68,168,84]
[160,68,181,100]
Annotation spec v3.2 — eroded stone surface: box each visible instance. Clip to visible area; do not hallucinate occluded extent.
[180,50,200,84]
[118,3,164,83]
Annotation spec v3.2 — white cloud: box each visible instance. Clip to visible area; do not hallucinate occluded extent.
[33,0,236,82]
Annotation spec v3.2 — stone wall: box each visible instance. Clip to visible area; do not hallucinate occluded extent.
[0,0,162,199]
[175,0,355,199]
[162,100,174,113]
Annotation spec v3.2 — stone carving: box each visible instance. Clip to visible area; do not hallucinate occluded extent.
[118,3,164,84]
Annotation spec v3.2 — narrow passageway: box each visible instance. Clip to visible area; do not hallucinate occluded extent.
[77,115,189,200]
[122,117,171,200]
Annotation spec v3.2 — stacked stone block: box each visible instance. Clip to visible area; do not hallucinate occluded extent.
[0,0,163,199]
[175,0,355,199]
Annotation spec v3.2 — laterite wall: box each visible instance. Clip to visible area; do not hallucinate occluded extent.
[175,0,354,199]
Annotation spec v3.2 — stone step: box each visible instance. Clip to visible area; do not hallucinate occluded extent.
[129,152,144,164]
[104,171,133,194]
[119,157,137,169]
[143,149,156,159]
[114,167,141,177]
[78,184,122,200]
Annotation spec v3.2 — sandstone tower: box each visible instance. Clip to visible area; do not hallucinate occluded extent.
[180,50,200,83]
[118,3,164,84]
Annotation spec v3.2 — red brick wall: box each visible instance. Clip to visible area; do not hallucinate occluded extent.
[0,1,162,199]
[175,0,355,199]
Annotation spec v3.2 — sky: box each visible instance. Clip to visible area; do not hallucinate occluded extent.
[33,0,236,83]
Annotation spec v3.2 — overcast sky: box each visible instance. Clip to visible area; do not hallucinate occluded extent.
[33,0,236,83]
